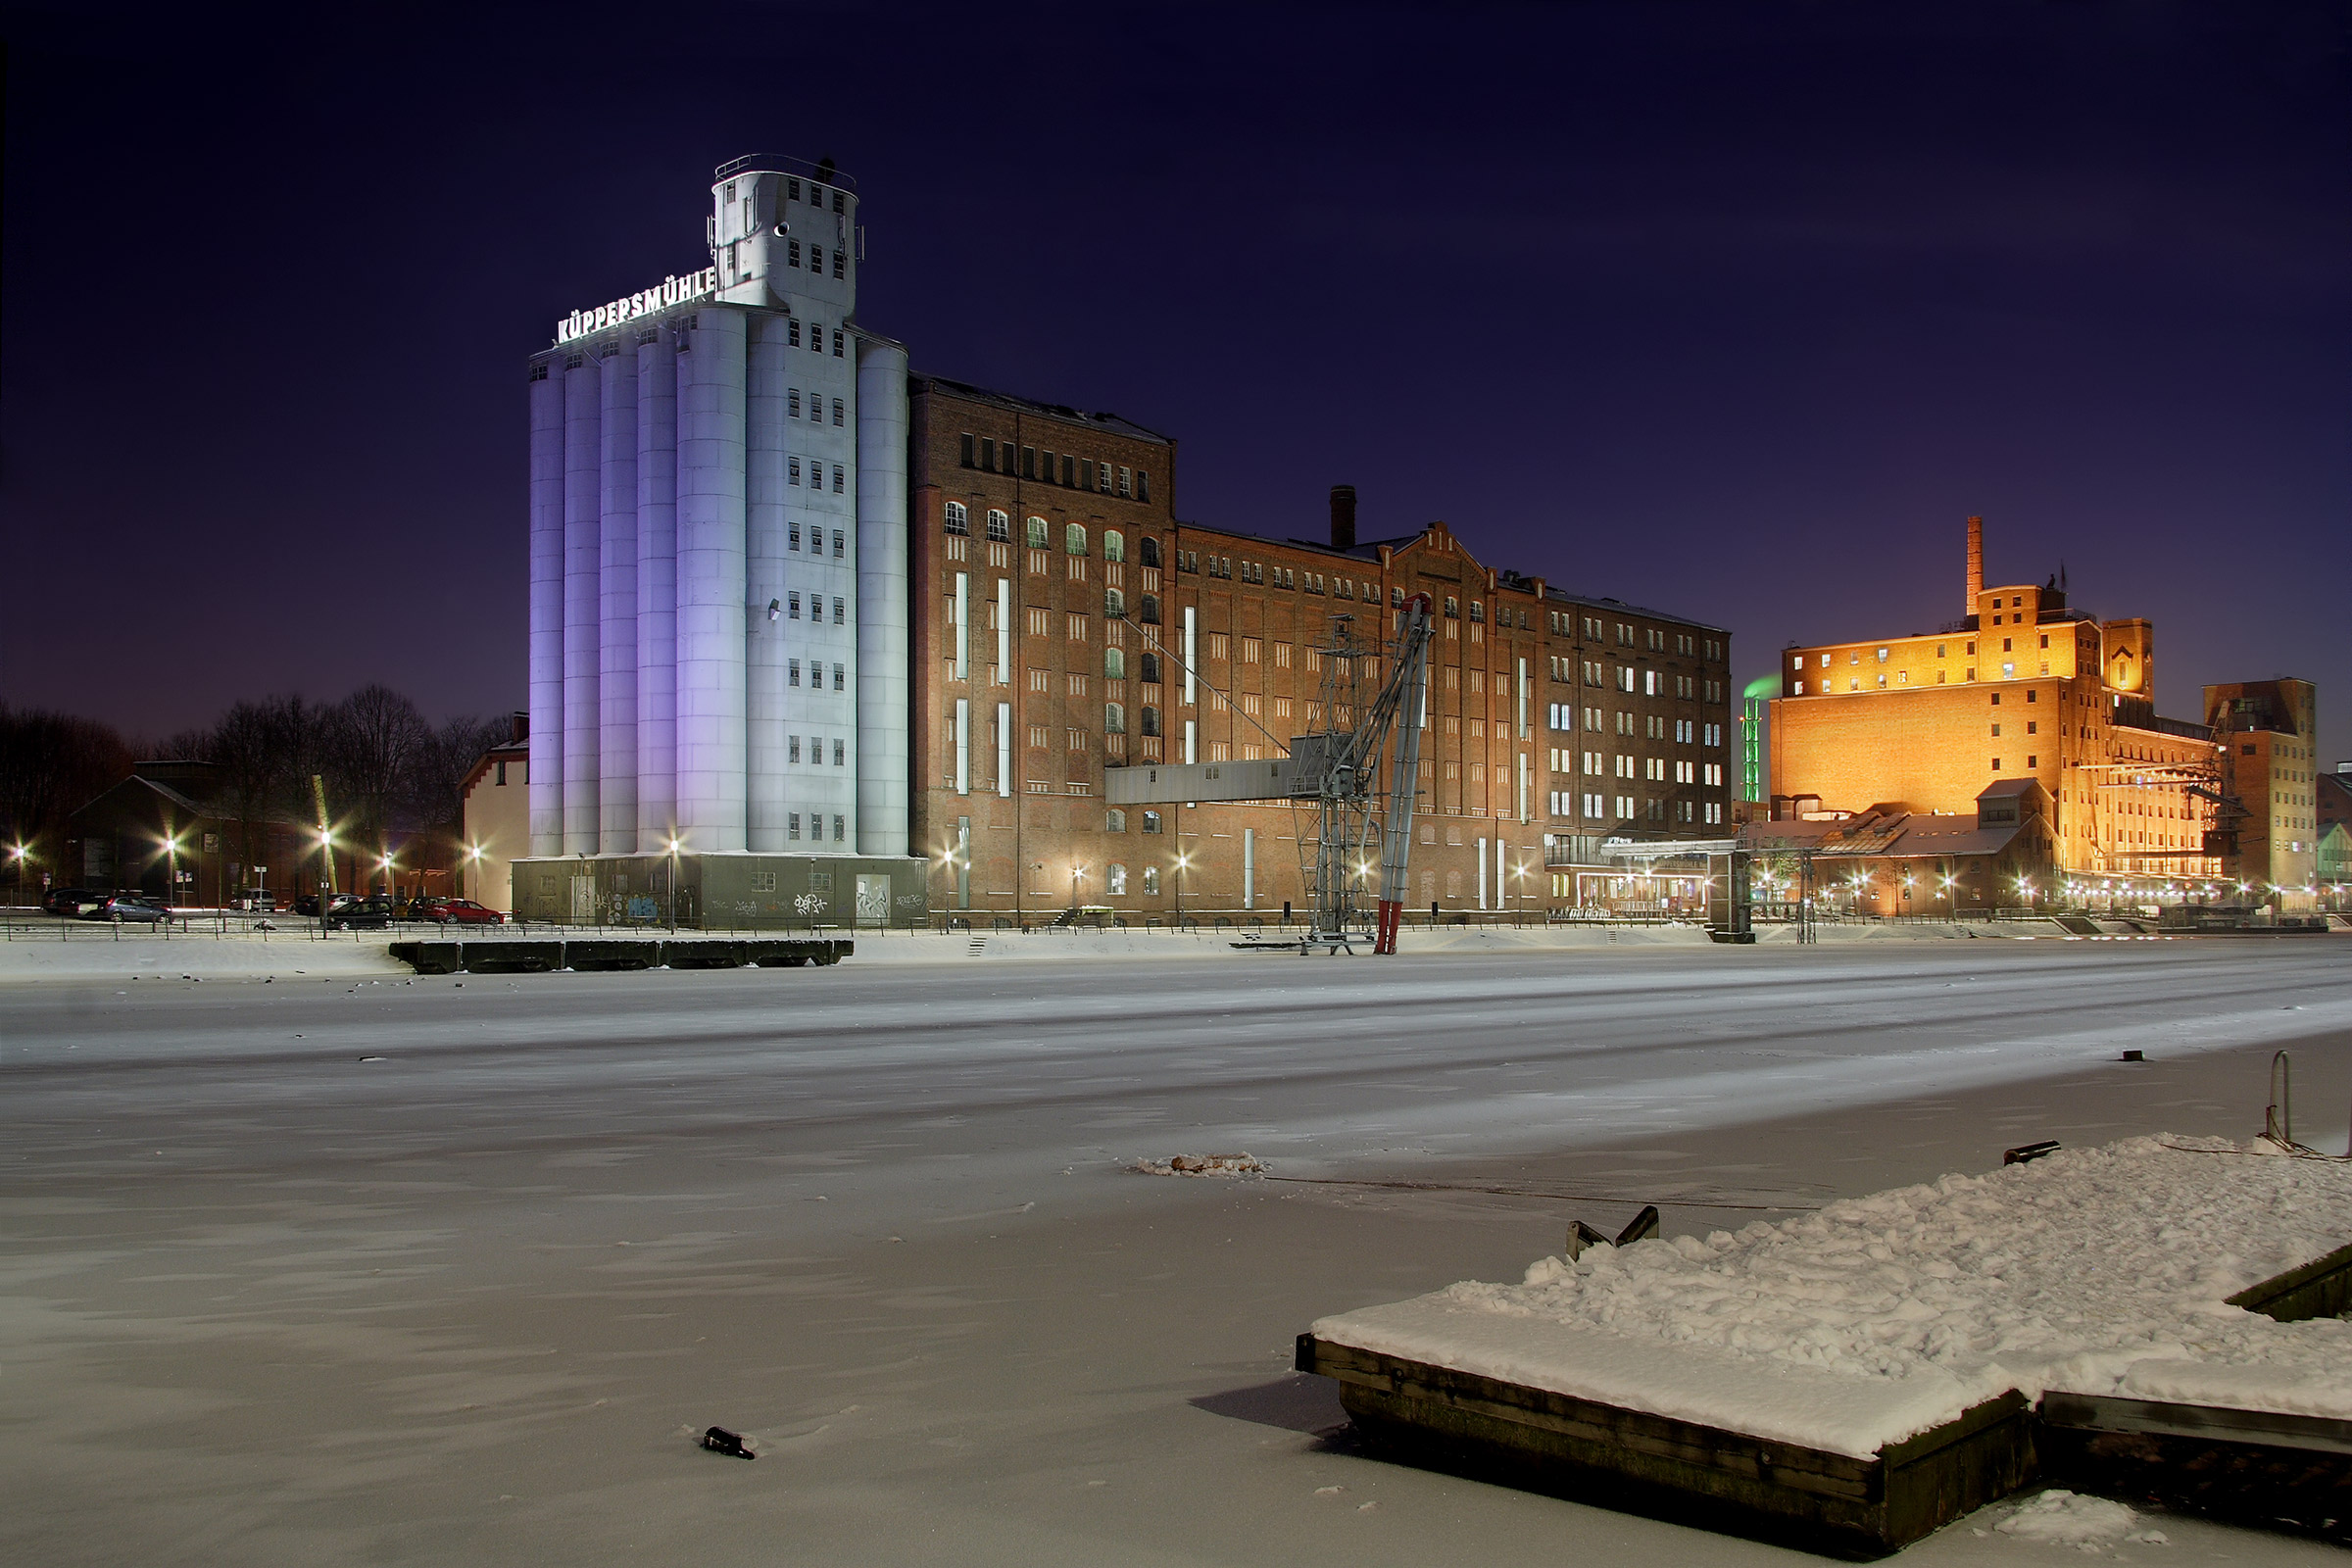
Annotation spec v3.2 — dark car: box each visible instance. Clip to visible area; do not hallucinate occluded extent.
[294,893,361,917]
[326,895,394,930]
[414,897,506,926]
[41,886,100,916]
[83,895,172,924]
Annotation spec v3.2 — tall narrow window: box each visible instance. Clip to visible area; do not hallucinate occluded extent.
[1065,521,1087,556]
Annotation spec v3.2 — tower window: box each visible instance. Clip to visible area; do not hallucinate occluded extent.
[832,465,845,493]
[832,398,845,426]
[788,318,802,348]
[788,239,802,268]
[833,329,845,357]
[809,245,823,274]
[832,250,846,279]
[833,529,846,558]
[789,456,802,486]
[789,389,802,417]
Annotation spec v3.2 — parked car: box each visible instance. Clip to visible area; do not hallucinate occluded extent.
[326,895,394,930]
[83,895,172,923]
[293,893,362,917]
[413,897,507,926]
[42,887,100,916]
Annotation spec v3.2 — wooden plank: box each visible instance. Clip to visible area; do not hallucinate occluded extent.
[2226,1239,2352,1323]
[2041,1393,2352,1457]
[1298,1333,2039,1555]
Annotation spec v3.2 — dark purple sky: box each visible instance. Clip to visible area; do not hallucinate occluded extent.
[5,2,2346,761]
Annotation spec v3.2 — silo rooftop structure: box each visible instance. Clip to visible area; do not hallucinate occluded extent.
[517,156,918,929]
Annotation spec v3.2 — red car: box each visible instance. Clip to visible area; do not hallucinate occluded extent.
[415,897,506,926]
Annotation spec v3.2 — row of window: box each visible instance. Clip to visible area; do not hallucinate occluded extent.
[957,434,1150,500]
[774,593,850,624]
[1793,659,2077,694]
[786,456,849,494]
[1543,747,1728,784]
[1546,792,1728,825]
[786,736,850,766]
[784,812,849,843]
[777,238,847,279]
[1540,613,1723,660]
[787,390,845,425]
[785,661,849,690]
[723,174,846,216]
[1545,703,1725,740]
[942,504,1153,564]
[771,523,847,557]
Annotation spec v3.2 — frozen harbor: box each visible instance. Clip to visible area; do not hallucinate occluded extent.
[2,940,2347,1565]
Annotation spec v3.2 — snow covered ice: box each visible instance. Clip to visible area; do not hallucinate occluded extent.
[1315,1136,2352,1457]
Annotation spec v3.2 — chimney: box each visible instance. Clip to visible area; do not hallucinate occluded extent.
[1965,515,1984,611]
[1330,484,1357,551]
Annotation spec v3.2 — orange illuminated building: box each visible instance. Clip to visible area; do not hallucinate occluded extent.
[1769,516,2223,897]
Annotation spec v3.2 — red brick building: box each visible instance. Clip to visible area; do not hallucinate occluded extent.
[907,376,1734,921]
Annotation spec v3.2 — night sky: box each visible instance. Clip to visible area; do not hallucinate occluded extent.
[4,2,2345,763]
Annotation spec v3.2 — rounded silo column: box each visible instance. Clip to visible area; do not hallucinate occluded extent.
[856,337,911,858]
[745,314,791,852]
[635,328,678,849]
[599,343,640,855]
[527,363,565,859]
[562,353,603,856]
[674,307,749,852]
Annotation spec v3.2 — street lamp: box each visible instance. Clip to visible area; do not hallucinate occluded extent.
[1174,851,1192,926]
[664,837,681,930]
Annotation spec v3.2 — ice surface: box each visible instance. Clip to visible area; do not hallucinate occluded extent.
[1313,1137,2352,1457]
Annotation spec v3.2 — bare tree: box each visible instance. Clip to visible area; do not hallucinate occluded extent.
[407,714,511,829]
[0,705,133,880]
[322,685,433,877]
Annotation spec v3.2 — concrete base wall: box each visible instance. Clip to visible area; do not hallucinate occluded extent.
[511,852,926,929]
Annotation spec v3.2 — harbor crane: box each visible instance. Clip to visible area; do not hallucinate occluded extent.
[1108,594,1436,953]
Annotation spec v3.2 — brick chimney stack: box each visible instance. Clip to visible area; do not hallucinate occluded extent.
[1330,485,1357,551]
[1965,514,1984,612]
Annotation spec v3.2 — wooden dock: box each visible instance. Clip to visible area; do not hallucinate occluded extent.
[1297,1239,2352,1555]
[386,936,851,974]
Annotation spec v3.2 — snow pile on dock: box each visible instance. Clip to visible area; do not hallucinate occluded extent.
[1313,1136,2352,1457]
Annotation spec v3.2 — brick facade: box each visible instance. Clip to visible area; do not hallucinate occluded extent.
[908,377,1733,921]
[1769,518,2224,892]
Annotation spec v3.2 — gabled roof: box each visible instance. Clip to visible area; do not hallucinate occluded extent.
[910,374,1173,445]
[1177,518,1727,631]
